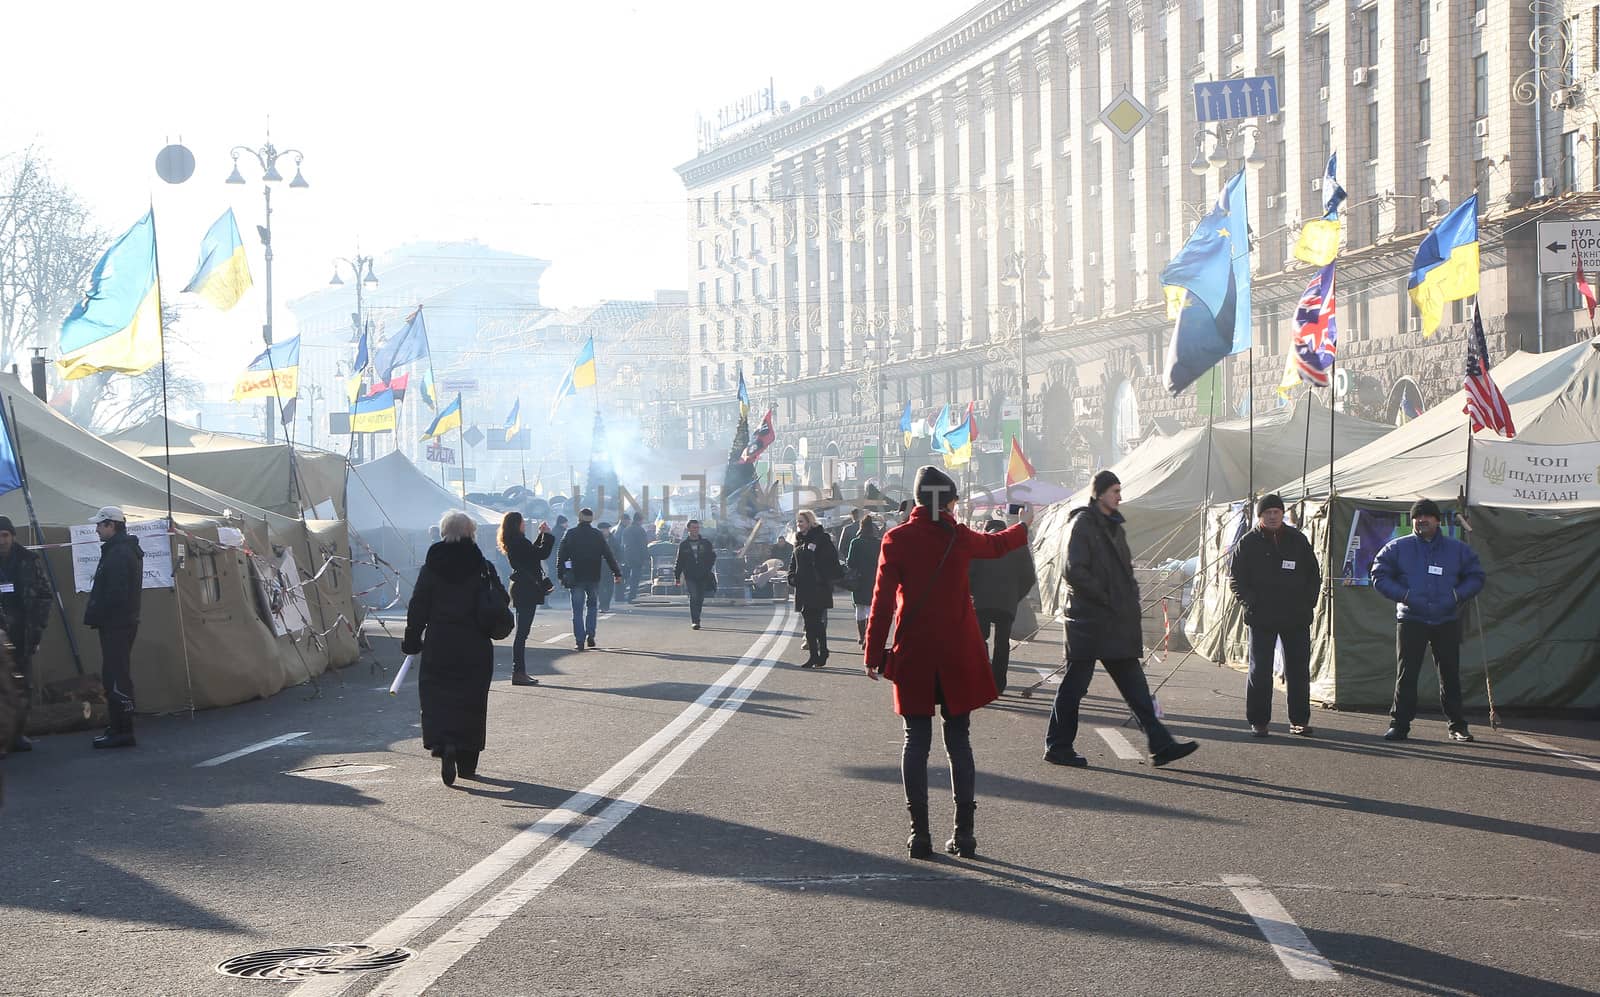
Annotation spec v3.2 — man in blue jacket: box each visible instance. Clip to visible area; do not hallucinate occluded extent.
[1371,499,1486,743]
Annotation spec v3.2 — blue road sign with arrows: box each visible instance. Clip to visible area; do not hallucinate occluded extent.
[1193,76,1279,122]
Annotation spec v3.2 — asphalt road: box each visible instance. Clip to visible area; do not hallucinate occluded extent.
[0,598,1595,996]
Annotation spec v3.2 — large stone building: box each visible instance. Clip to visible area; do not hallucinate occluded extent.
[678,0,1600,491]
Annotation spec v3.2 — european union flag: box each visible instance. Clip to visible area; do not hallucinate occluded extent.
[1160,169,1252,395]
[373,306,430,381]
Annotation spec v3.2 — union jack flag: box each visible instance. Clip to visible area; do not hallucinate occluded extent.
[1463,304,1515,438]
[1292,263,1338,387]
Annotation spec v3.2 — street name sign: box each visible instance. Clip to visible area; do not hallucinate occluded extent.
[427,445,455,463]
[1536,219,1600,274]
[1193,76,1280,122]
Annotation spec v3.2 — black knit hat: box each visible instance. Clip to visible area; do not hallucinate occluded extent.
[1257,493,1285,516]
[1091,469,1121,497]
[0,516,14,535]
[914,464,959,509]
[1411,498,1443,520]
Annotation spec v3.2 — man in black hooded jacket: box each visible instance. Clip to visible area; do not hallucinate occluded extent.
[1229,493,1321,737]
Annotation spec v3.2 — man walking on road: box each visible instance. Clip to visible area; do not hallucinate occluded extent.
[674,519,718,630]
[556,508,623,651]
[621,512,649,603]
[1044,471,1197,769]
[1229,494,1320,737]
[1372,499,1486,742]
[0,516,51,753]
[83,506,142,749]
[969,517,1036,696]
[596,522,617,613]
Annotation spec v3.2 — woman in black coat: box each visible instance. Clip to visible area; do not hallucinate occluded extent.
[844,515,883,647]
[499,511,553,687]
[403,511,501,785]
[788,510,842,668]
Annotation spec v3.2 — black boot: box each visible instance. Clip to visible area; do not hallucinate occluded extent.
[906,802,933,859]
[945,801,977,858]
[800,634,817,668]
[440,745,457,786]
[856,618,868,647]
[511,670,538,687]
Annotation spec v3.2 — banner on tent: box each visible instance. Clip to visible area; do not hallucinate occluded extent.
[272,548,312,636]
[1469,439,1600,506]
[1339,507,1462,586]
[69,518,175,593]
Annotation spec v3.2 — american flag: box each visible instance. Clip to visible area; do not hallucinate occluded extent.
[1463,304,1515,438]
[1292,263,1338,387]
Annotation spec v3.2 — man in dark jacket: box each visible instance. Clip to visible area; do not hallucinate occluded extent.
[597,523,617,613]
[556,508,623,650]
[969,517,1036,696]
[1372,498,1486,742]
[545,514,569,574]
[1228,494,1321,737]
[83,507,143,749]
[0,516,52,752]
[621,512,650,603]
[674,519,718,629]
[837,508,864,558]
[1044,471,1198,769]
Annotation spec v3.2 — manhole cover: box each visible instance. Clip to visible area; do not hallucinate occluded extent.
[285,763,390,779]
[216,944,414,980]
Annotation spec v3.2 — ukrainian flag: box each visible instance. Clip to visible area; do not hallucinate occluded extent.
[421,393,463,441]
[233,337,300,400]
[350,389,397,433]
[549,337,597,420]
[1408,194,1479,338]
[1293,152,1346,267]
[737,371,750,418]
[58,210,163,380]
[504,397,522,437]
[941,406,973,469]
[183,208,252,311]
[929,404,952,454]
[900,401,913,448]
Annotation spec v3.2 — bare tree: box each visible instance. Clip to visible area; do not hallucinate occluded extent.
[0,148,104,372]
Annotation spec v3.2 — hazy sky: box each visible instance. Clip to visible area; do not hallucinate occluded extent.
[1,1,974,391]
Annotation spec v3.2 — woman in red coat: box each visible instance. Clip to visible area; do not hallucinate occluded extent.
[864,465,1031,860]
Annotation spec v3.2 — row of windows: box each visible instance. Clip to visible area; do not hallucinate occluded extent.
[695,178,765,226]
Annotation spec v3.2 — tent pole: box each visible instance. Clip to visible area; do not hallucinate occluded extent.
[3,395,85,677]
[458,397,468,510]
[1247,345,1255,501]
[1462,416,1499,729]
[1299,391,1313,505]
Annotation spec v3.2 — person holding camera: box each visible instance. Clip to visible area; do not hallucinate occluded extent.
[864,465,1031,860]
[499,511,553,687]
[674,519,718,630]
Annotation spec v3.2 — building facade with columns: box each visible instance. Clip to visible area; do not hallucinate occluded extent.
[678,0,1600,492]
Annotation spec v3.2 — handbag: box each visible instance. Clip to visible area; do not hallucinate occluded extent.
[878,527,959,673]
[477,566,515,640]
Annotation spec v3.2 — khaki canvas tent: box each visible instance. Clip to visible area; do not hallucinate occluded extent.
[0,379,359,718]
[347,451,498,607]
[108,418,348,521]
[1031,394,1392,620]
[1188,340,1600,710]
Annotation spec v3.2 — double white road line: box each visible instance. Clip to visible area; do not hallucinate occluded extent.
[292,605,796,997]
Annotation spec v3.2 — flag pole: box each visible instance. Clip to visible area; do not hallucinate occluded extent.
[1247,345,1255,502]
[3,395,85,677]
[457,396,467,510]
[149,204,174,528]
[1299,388,1313,504]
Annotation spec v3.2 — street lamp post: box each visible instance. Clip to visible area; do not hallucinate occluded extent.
[330,253,379,461]
[998,252,1048,458]
[227,132,308,442]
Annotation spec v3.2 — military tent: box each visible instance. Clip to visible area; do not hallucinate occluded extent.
[0,378,359,719]
[108,418,348,521]
[1187,340,1600,710]
[1032,394,1391,620]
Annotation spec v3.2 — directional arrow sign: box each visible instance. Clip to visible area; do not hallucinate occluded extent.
[1536,219,1600,274]
[1194,75,1280,122]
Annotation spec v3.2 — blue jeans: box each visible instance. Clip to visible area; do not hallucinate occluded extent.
[569,582,599,644]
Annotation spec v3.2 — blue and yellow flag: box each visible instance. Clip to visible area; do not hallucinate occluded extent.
[1408,193,1479,338]
[421,393,463,441]
[347,331,369,407]
[900,401,913,447]
[504,397,521,438]
[233,336,300,400]
[183,208,252,311]
[549,337,597,420]
[737,371,750,418]
[940,403,973,469]
[929,404,953,454]
[58,210,163,381]
[420,367,437,409]
[350,389,397,433]
[1160,169,1252,395]
[1293,153,1346,267]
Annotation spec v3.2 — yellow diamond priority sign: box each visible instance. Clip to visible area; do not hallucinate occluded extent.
[1099,90,1151,143]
